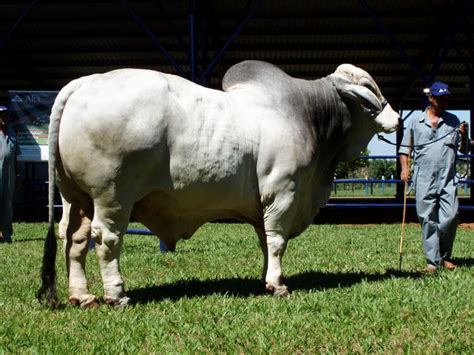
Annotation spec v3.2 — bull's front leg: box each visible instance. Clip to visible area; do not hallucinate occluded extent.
[260,192,295,297]
[264,229,290,297]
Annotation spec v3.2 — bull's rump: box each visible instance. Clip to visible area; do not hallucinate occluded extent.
[56,69,262,224]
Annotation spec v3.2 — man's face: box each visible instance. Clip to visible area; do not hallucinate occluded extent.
[429,94,449,112]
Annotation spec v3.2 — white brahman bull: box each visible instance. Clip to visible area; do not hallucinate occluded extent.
[38,60,400,308]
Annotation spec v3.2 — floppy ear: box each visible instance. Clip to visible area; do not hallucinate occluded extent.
[338,84,382,112]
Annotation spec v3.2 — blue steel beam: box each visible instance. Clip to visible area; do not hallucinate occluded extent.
[189,0,197,81]
[155,1,190,57]
[0,0,38,50]
[122,0,187,78]
[401,109,415,123]
[395,0,470,107]
[199,0,264,82]
[127,228,168,252]
[425,1,468,83]
[454,47,472,72]
[357,0,426,85]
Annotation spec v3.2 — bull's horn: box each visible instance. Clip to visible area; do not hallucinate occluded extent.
[339,84,382,112]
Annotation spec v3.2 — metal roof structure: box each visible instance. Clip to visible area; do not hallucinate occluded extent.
[0,0,473,110]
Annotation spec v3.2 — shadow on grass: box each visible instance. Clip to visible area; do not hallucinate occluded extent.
[453,257,474,267]
[8,238,45,243]
[128,269,423,305]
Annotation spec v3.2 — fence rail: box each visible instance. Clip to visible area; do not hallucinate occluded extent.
[332,178,472,197]
[15,154,474,212]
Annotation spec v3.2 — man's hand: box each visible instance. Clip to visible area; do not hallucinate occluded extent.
[400,168,410,183]
[459,122,469,154]
[399,153,410,183]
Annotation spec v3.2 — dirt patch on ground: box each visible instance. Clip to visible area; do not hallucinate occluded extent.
[459,223,474,229]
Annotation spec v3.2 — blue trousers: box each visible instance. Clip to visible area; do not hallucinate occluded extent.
[415,175,458,268]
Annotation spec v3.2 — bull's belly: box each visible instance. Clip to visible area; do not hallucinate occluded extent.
[285,181,332,238]
[131,187,262,248]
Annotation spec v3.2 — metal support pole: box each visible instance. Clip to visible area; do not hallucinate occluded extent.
[470,74,474,205]
[122,0,187,78]
[199,0,264,82]
[396,109,404,200]
[0,0,38,50]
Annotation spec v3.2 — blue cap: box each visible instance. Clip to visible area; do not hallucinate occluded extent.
[429,82,451,96]
[0,105,8,112]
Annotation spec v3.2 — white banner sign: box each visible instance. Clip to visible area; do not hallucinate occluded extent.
[8,90,58,162]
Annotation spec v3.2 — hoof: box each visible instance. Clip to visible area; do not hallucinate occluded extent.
[69,295,100,309]
[266,284,290,297]
[104,296,131,308]
[81,299,100,309]
[69,296,80,306]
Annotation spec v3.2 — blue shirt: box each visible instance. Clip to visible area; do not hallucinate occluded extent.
[399,108,460,170]
[399,108,462,196]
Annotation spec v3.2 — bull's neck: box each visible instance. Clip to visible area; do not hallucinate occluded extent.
[296,77,352,165]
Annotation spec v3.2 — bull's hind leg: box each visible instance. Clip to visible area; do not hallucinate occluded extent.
[61,198,98,308]
[91,198,133,307]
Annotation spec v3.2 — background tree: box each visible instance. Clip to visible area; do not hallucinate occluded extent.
[368,158,396,179]
[334,148,370,179]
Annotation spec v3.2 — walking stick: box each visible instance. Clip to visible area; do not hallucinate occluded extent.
[399,180,408,271]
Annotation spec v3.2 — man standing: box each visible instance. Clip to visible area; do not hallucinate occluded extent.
[399,82,468,273]
[0,105,20,243]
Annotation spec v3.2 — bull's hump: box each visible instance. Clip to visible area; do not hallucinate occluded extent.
[222,60,293,93]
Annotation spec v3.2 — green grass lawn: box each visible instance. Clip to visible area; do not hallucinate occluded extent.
[0,222,472,353]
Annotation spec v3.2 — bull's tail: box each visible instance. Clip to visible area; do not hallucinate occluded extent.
[37,77,87,308]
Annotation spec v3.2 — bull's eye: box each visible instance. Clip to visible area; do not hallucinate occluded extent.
[363,107,377,118]
[359,79,375,93]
